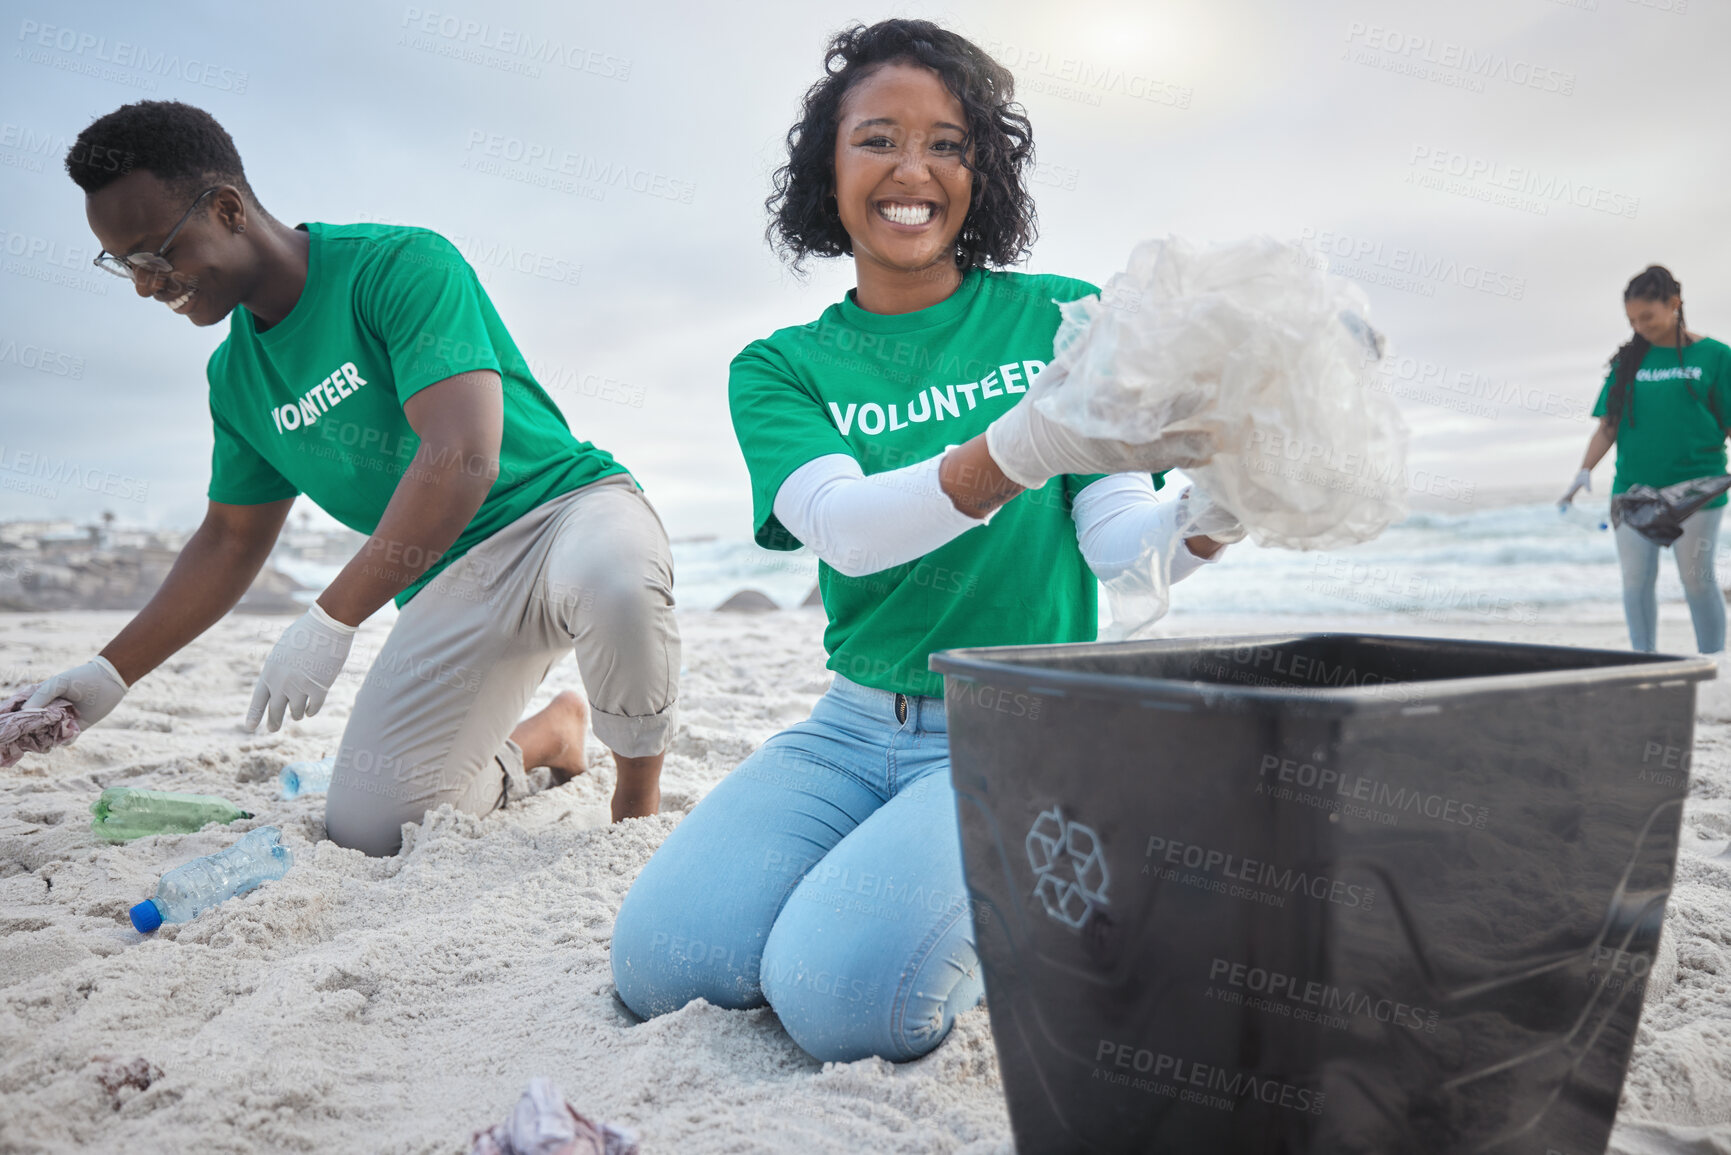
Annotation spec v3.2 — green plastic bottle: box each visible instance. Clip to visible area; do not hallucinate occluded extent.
[90,788,253,843]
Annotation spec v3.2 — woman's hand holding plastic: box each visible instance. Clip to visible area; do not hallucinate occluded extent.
[985,357,1220,490]
[1047,234,1410,640]
[21,656,129,731]
[246,603,357,732]
[1178,484,1246,544]
[1031,236,1407,552]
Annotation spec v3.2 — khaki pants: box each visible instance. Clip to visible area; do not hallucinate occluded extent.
[324,475,680,856]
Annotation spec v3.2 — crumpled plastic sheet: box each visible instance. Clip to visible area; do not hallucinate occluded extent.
[1037,235,1410,638]
[0,687,81,769]
[469,1078,639,1155]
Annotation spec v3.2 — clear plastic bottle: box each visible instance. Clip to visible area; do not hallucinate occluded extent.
[129,826,293,934]
[90,787,251,843]
[279,755,335,800]
[1558,501,1609,532]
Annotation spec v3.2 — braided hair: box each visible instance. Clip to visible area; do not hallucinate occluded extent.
[1605,265,1690,430]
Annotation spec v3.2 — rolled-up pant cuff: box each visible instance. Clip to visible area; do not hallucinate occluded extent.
[591,699,678,759]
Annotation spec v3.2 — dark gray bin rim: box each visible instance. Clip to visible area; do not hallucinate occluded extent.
[929,632,1717,718]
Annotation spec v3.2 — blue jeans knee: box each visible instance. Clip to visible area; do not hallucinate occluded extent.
[759,908,983,1063]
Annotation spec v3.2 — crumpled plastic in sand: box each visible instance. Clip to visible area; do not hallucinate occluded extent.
[469,1078,639,1155]
[1036,235,1410,637]
[0,687,82,768]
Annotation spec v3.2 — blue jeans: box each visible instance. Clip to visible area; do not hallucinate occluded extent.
[1615,504,1725,653]
[610,675,981,1063]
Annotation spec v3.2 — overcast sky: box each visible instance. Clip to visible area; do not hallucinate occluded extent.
[1,0,1724,539]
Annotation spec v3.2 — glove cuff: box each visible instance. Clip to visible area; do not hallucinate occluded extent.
[985,405,1054,491]
[309,602,359,635]
[90,655,130,691]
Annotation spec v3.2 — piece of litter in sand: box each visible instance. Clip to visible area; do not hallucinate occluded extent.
[469,1078,638,1155]
[0,687,81,768]
[88,1055,163,1112]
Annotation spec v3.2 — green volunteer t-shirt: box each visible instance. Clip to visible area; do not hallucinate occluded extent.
[206,221,630,604]
[1591,337,1731,508]
[730,267,1158,698]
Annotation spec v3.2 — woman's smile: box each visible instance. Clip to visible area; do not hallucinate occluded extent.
[876,200,937,228]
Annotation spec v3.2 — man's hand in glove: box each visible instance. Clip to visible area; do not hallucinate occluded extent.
[246,603,358,732]
[22,657,130,733]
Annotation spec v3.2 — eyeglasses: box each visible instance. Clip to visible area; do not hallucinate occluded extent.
[92,186,220,282]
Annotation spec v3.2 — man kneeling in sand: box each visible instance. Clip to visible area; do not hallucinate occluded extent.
[26,101,680,854]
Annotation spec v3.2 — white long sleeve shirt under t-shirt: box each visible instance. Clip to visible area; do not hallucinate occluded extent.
[771,452,1221,583]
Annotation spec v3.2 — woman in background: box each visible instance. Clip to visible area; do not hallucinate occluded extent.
[1563,265,1731,653]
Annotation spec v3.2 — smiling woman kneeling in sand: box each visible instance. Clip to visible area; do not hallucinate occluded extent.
[610,19,1233,1062]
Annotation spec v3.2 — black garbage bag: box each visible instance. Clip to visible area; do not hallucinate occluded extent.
[1611,474,1731,546]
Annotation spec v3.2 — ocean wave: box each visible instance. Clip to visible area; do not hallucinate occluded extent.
[274,502,1723,620]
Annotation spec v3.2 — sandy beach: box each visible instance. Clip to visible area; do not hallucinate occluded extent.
[3,603,1731,1153]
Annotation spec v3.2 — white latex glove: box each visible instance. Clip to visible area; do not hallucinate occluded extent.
[985,360,1219,491]
[246,603,357,732]
[1178,484,1246,544]
[1559,467,1592,507]
[22,656,129,732]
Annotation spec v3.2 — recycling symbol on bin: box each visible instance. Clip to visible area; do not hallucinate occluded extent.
[1025,806,1110,929]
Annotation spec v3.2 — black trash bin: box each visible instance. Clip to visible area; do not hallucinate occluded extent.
[930,634,1713,1155]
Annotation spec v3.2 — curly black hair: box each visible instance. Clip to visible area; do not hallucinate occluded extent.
[765,19,1036,274]
[65,100,256,203]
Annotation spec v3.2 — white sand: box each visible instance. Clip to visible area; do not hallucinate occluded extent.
[2,605,1729,1153]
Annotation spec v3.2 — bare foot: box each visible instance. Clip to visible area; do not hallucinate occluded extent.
[510,690,590,784]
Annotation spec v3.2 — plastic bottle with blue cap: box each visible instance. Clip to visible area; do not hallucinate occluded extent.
[129,826,293,933]
[1559,500,1610,532]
